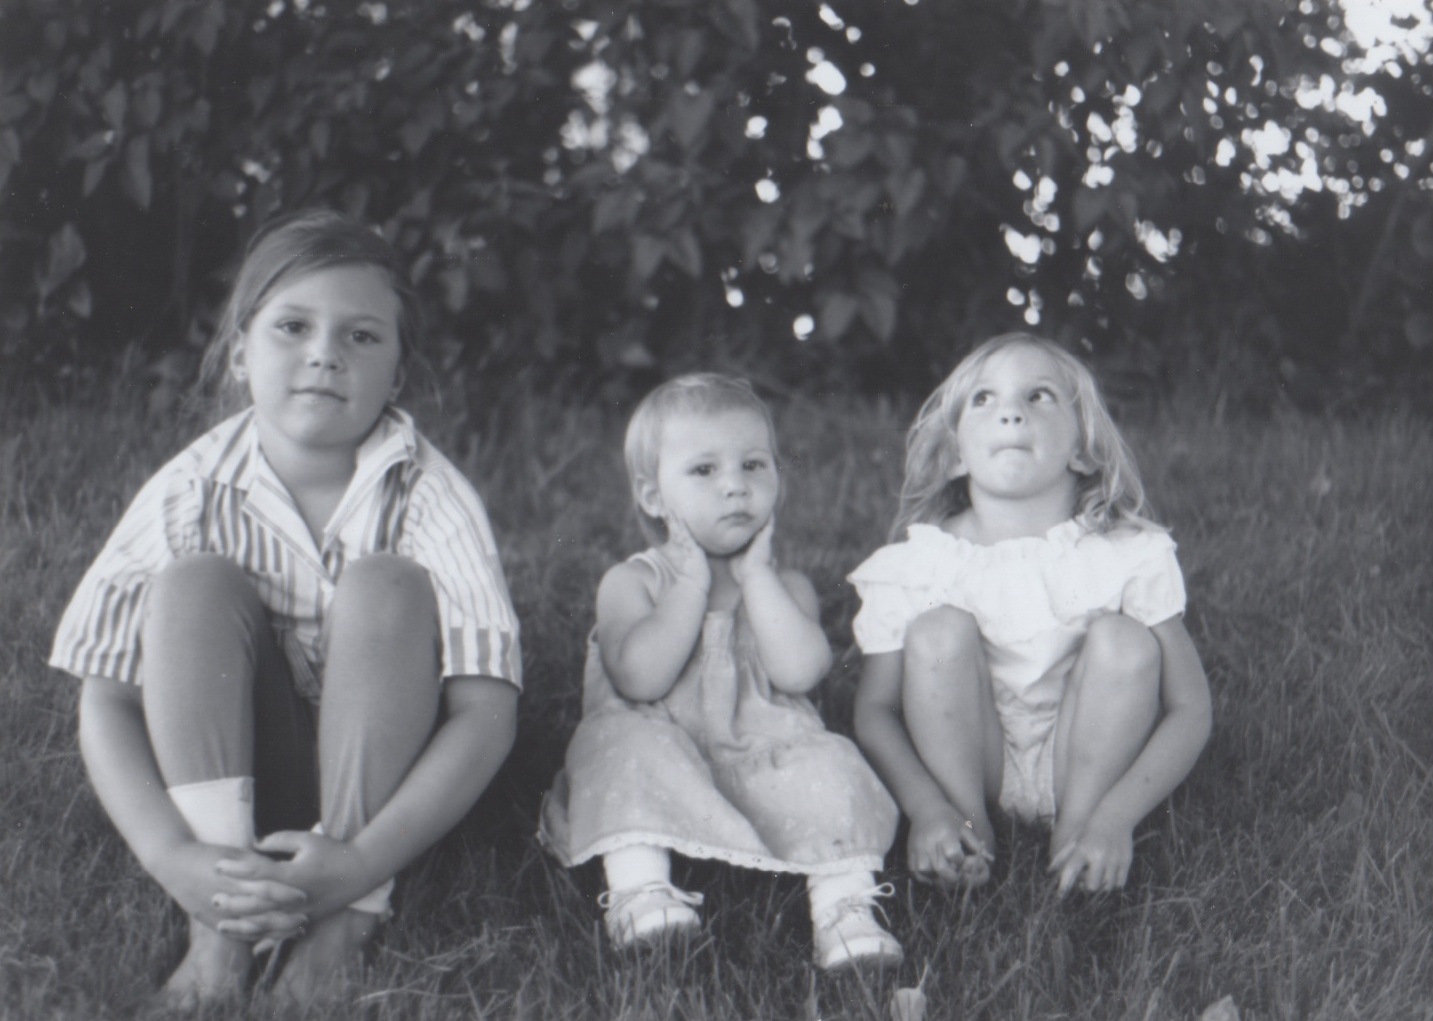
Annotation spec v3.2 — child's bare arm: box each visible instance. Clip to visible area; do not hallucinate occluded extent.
[735,536,832,693]
[854,652,986,883]
[77,676,307,937]
[1050,615,1212,892]
[595,557,707,702]
[220,675,517,929]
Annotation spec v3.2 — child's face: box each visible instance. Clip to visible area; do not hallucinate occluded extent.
[232,264,402,459]
[953,343,1084,504]
[641,407,779,556]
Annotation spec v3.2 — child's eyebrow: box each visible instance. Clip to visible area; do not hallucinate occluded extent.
[266,302,393,327]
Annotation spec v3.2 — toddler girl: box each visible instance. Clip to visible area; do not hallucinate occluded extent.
[50,209,521,1006]
[541,373,902,970]
[849,333,1211,895]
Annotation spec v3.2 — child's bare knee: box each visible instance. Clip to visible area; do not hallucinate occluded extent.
[1083,615,1159,680]
[905,606,979,673]
[150,554,246,602]
[332,555,435,634]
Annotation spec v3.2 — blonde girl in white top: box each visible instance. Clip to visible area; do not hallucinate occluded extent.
[849,333,1211,895]
[50,210,521,1007]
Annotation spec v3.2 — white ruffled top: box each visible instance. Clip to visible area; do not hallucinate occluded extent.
[848,520,1186,699]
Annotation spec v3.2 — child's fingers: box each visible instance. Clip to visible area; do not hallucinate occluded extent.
[1047,840,1076,871]
[216,910,307,942]
[214,879,307,910]
[252,830,311,857]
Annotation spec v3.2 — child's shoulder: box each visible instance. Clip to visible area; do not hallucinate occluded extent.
[848,523,957,585]
[595,549,666,617]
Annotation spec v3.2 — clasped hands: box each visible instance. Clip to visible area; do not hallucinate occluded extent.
[162,829,377,950]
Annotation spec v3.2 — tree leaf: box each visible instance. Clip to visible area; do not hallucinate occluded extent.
[440,264,469,313]
[859,290,898,344]
[666,227,702,278]
[191,0,226,56]
[66,279,93,319]
[0,129,19,193]
[817,290,859,341]
[887,166,926,218]
[593,187,638,234]
[26,70,58,107]
[632,234,665,281]
[39,224,86,301]
[720,0,760,50]
[668,89,716,152]
[82,157,111,196]
[122,135,152,209]
[102,81,127,128]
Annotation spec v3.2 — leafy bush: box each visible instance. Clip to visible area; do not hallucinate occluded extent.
[1,0,1430,403]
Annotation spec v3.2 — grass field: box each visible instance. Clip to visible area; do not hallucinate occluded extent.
[2,378,1431,1020]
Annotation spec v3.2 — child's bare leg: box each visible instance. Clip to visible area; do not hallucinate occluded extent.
[275,555,442,1005]
[902,607,1003,870]
[1050,615,1161,859]
[141,555,276,1004]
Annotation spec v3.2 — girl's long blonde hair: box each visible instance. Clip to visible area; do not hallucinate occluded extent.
[892,332,1156,540]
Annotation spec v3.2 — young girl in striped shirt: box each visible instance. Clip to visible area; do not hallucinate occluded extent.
[50,209,522,1008]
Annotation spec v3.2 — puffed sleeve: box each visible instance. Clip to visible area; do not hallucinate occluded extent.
[1118,530,1187,626]
[401,456,522,690]
[848,534,950,654]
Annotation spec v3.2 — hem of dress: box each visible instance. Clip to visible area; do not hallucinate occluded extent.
[551,830,887,877]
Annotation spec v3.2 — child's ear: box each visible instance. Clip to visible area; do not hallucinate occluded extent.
[228,340,248,383]
[940,444,967,480]
[1070,451,1096,475]
[390,365,406,402]
[635,476,665,520]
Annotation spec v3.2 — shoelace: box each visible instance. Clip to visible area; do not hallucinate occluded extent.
[597,880,705,913]
[814,881,896,931]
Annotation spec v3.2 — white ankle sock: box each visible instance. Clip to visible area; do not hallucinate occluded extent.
[167,776,256,849]
[807,870,878,918]
[602,844,671,892]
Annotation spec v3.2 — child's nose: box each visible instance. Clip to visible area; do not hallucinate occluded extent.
[999,405,1024,424]
[307,330,344,370]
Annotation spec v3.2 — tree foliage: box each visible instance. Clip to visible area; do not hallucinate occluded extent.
[1,0,1430,403]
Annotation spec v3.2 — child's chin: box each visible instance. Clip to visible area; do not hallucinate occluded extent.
[703,531,759,558]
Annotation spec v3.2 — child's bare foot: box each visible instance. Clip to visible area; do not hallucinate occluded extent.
[271,908,377,1007]
[158,916,251,1008]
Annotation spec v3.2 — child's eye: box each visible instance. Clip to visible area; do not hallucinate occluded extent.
[691,464,714,477]
[1029,387,1056,403]
[743,458,770,472]
[351,330,379,345]
[970,390,992,407]
[277,319,307,335]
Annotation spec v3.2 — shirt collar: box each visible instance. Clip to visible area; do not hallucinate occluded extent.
[195,406,419,495]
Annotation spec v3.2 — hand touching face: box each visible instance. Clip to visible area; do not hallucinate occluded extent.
[640,407,779,558]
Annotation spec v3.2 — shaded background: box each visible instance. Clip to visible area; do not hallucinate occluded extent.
[1,0,1430,409]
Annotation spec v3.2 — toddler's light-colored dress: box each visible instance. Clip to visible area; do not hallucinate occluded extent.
[848,519,1186,822]
[542,549,897,876]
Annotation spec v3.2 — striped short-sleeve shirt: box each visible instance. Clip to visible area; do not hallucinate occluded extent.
[50,407,521,699]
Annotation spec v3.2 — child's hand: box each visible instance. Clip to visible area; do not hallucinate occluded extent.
[217,829,377,926]
[665,515,712,593]
[908,805,993,888]
[156,840,308,939]
[1048,808,1134,896]
[730,516,776,587]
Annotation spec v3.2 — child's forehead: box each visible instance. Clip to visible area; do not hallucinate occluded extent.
[657,405,773,450]
[974,344,1070,385]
